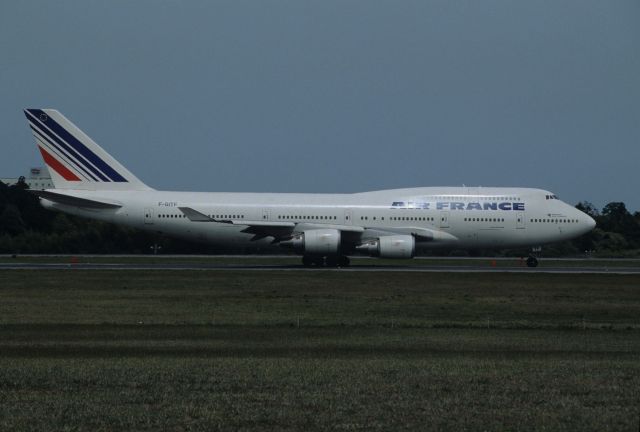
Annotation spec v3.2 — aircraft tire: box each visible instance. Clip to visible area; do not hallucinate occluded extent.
[526,256,539,268]
[325,256,339,267]
[312,256,325,267]
[338,256,350,267]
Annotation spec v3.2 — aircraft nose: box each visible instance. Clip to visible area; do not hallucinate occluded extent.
[579,214,596,234]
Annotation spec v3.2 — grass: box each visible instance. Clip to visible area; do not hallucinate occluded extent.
[1,270,640,430]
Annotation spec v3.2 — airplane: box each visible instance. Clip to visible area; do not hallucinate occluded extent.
[23,108,596,267]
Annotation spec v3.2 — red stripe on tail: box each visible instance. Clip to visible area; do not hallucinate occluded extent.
[38,146,81,181]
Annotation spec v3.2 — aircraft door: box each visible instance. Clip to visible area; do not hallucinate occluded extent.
[144,207,154,225]
[516,212,525,229]
[439,211,450,228]
[344,208,353,225]
[262,209,270,221]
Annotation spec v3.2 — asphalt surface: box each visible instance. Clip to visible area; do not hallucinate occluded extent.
[1,262,638,274]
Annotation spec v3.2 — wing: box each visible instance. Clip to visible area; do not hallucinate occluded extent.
[178,207,364,242]
[178,207,294,241]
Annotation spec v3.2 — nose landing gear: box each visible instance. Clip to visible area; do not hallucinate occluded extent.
[526,246,541,268]
[526,256,539,267]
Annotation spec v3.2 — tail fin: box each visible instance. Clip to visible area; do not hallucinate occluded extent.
[23,109,152,191]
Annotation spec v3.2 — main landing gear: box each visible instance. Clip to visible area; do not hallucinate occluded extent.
[302,255,350,267]
[526,247,541,268]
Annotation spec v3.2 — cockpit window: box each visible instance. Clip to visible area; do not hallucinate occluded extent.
[545,194,559,200]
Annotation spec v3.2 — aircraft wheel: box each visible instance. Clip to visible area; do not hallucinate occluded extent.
[312,256,325,267]
[302,255,314,267]
[338,256,350,267]
[325,256,339,267]
[526,256,539,268]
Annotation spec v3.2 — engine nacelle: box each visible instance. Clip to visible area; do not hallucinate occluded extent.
[281,229,341,255]
[357,235,415,259]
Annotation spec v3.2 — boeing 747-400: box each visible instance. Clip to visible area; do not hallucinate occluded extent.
[23,109,596,267]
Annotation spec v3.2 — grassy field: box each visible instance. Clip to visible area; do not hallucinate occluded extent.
[1,270,639,430]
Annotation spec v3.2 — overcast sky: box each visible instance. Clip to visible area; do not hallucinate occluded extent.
[1,1,638,211]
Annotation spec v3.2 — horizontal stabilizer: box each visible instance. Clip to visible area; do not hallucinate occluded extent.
[30,190,122,209]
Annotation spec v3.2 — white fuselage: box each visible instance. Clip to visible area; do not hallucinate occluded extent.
[41,186,596,252]
[22,109,596,259]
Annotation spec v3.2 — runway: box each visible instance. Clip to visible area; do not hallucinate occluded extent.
[1,261,639,274]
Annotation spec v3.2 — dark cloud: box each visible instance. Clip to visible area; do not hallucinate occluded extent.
[1,0,638,210]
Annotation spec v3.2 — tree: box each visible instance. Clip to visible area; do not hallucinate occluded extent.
[575,201,599,218]
[598,202,640,249]
[601,202,634,231]
[0,204,26,235]
[51,213,76,233]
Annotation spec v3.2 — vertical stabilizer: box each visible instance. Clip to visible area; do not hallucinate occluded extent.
[24,109,152,191]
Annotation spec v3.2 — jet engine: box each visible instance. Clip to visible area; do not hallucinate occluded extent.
[357,235,415,259]
[281,229,341,255]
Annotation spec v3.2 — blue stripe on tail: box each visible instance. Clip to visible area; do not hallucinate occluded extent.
[26,110,110,182]
[26,109,127,182]
[30,125,100,181]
